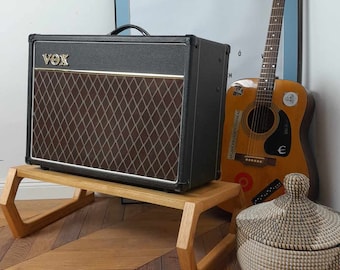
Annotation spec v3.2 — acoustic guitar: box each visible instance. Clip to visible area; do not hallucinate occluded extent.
[219,0,318,211]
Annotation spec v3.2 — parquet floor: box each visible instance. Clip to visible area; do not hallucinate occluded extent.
[0,196,240,269]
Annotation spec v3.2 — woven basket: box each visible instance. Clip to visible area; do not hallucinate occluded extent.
[236,173,340,270]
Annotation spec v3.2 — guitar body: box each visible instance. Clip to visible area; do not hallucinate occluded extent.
[219,78,318,211]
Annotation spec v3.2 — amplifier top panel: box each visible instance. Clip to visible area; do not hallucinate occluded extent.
[30,34,229,77]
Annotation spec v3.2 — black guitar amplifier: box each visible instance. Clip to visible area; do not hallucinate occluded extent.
[26,33,230,192]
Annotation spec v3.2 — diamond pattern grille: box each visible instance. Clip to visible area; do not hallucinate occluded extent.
[31,69,184,181]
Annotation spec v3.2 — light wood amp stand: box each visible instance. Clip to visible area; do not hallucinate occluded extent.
[0,165,244,270]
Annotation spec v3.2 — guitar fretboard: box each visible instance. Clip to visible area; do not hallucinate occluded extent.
[256,0,285,106]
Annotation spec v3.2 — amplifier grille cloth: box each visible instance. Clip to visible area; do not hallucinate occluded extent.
[31,70,184,181]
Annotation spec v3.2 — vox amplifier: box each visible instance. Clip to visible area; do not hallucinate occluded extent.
[26,34,230,192]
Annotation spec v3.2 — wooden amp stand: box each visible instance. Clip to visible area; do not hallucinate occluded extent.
[0,165,244,270]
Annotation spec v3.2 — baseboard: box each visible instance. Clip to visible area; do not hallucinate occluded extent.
[0,178,74,200]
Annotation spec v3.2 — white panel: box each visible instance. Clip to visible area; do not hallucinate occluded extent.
[0,0,115,198]
[129,0,283,85]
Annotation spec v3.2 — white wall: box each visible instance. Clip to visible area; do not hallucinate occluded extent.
[0,0,115,199]
[303,1,340,211]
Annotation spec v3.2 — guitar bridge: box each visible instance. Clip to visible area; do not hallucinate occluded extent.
[235,153,276,167]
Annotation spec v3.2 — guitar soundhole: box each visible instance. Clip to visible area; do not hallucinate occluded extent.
[248,105,274,134]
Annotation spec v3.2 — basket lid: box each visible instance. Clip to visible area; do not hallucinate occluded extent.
[236,173,340,251]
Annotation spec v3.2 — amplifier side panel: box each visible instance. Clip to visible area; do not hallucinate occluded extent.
[189,38,230,188]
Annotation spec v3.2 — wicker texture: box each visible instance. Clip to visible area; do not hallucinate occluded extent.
[236,173,340,269]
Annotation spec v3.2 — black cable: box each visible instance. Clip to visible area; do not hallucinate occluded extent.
[110,24,150,36]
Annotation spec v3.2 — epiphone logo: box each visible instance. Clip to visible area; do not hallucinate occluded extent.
[42,53,69,66]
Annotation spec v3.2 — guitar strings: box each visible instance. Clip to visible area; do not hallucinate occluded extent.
[246,0,285,159]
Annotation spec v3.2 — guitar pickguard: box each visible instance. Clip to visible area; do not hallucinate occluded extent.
[264,110,291,157]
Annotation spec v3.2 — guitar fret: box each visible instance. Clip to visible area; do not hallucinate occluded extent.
[262,58,278,63]
[266,35,281,38]
[264,45,280,50]
[266,41,280,45]
[257,90,274,94]
[270,17,283,23]
[268,23,283,28]
[257,90,273,93]
[267,30,282,36]
[261,66,277,71]
[258,88,275,93]
[261,63,277,66]
[259,74,276,79]
[257,92,274,97]
[262,59,278,64]
[263,47,279,52]
[266,37,281,41]
[263,55,278,59]
[259,81,275,86]
[267,31,281,37]
[258,88,274,92]
[255,98,273,102]
[262,55,279,61]
[261,69,276,72]
[258,81,275,88]
[257,85,274,88]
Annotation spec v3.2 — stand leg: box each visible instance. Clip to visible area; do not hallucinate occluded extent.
[177,202,200,270]
[0,167,95,238]
[176,188,245,270]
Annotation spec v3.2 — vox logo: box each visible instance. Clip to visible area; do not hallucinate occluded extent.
[42,53,69,66]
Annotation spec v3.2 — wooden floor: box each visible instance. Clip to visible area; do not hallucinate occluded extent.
[0,196,240,269]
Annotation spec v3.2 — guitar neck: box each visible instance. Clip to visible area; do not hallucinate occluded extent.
[257,0,285,105]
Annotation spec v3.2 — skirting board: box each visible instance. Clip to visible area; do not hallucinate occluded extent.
[0,178,74,200]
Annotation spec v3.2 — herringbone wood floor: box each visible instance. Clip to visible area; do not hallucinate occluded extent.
[0,196,240,269]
